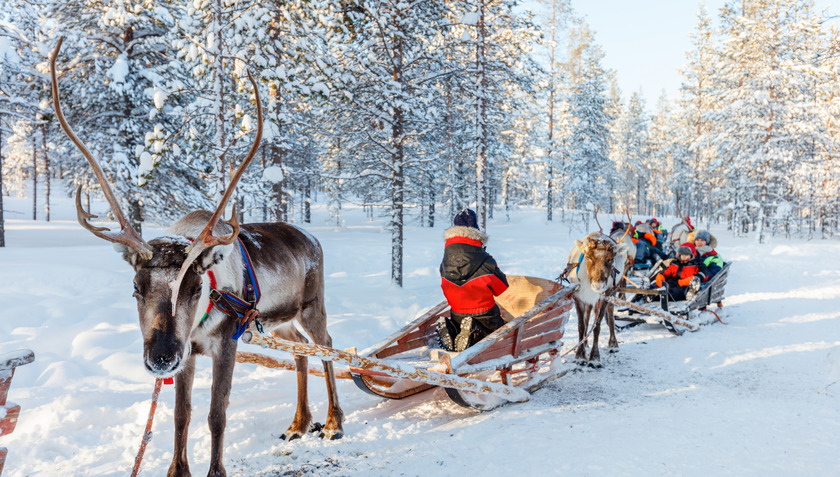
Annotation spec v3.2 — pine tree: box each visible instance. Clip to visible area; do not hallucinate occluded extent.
[316,0,452,286]
[566,56,612,229]
[562,22,613,229]
[677,3,719,222]
[710,0,824,241]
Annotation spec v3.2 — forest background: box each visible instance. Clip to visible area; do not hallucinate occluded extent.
[2,0,839,287]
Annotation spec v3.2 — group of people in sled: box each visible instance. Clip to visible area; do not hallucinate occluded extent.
[436,209,725,353]
[610,217,670,269]
[654,229,725,302]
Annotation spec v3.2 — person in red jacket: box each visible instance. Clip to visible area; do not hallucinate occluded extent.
[654,242,708,301]
[439,209,509,352]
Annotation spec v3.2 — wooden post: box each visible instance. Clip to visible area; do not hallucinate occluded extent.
[1,349,35,476]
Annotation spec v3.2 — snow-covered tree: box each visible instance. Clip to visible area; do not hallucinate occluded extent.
[318,0,452,286]
[610,91,649,213]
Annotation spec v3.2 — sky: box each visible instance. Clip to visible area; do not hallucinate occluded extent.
[569,0,839,104]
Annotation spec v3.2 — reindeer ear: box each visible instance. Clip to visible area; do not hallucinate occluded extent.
[194,243,234,275]
[114,243,146,271]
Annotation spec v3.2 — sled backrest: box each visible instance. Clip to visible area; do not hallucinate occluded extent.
[495,276,562,321]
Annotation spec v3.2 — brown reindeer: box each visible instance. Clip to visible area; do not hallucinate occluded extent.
[565,208,634,367]
[50,39,343,477]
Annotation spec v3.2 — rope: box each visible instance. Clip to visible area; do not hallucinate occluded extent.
[131,378,163,477]
[701,307,728,325]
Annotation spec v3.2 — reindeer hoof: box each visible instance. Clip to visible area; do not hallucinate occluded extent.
[573,357,588,366]
[608,346,619,353]
[280,431,301,441]
[587,360,602,368]
[319,429,344,440]
[309,422,324,434]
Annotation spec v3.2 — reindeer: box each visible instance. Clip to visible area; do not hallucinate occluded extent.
[50,39,343,477]
[565,208,634,367]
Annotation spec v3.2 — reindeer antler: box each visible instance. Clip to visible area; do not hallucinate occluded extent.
[169,69,264,311]
[51,37,153,261]
[618,208,633,243]
[593,205,603,233]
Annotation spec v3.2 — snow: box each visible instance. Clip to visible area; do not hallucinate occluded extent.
[262,165,284,184]
[153,89,168,110]
[1,192,839,476]
[106,54,129,90]
[138,151,154,185]
[461,12,479,26]
[0,36,21,64]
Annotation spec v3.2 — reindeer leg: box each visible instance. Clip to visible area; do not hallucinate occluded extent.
[272,326,316,440]
[588,301,606,368]
[206,337,237,477]
[298,303,344,440]
[573,300,588,365]
[168,354,196,477]
[606,297,619,352]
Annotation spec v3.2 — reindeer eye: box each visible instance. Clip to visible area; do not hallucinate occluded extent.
[133,283,140,295]
[193,284,203,297]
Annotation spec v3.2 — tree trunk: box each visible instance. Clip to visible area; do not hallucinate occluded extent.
[474,0,488,230]
[32,136,37,220]
[391,132,405,287]
[0,121,5,247]
[546,0,556,222]
[428,179,435,228]
[212,0,226,199]
[304,179,311,224]
[42,125,50,222]
[129,199,143,235]
[391,30,406,287]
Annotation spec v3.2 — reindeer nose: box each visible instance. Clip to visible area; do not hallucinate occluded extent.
[592,281,608,293]
[145,353,182,376]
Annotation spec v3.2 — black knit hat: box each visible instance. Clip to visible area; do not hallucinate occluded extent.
[454,209,478,229]
[678,245,693,257]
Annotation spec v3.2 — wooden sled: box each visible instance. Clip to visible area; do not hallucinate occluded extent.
[615,263,731,334]
[241,277,576,411]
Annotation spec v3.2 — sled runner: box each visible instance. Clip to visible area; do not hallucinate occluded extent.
[241,276,576,411]
[614,262,731,335]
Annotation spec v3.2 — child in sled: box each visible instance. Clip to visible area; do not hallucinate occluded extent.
[693,229,724,280]
[654,242,708,302]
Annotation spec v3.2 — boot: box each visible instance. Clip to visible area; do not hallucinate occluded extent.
[436,317,455,351]
[685,276,701,301]
[454,317,473,352]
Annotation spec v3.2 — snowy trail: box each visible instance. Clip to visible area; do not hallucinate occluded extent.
[1,198,839,476]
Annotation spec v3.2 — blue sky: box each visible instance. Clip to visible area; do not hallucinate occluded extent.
[569,0,838,104]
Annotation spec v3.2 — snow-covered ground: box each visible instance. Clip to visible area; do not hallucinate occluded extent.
[1,193,839,476]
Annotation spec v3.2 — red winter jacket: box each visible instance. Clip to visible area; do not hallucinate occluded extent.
[658,258,708,287]
[440,227,509,314]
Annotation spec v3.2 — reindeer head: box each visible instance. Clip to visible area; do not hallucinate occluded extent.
[50,38,261,377]
[576,232,620,293]
[117,233,233,376]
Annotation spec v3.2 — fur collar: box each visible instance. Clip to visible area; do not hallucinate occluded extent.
[444,225,489,245]
[696,245,714,256]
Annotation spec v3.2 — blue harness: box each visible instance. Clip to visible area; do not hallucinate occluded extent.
[207,238,263,340]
